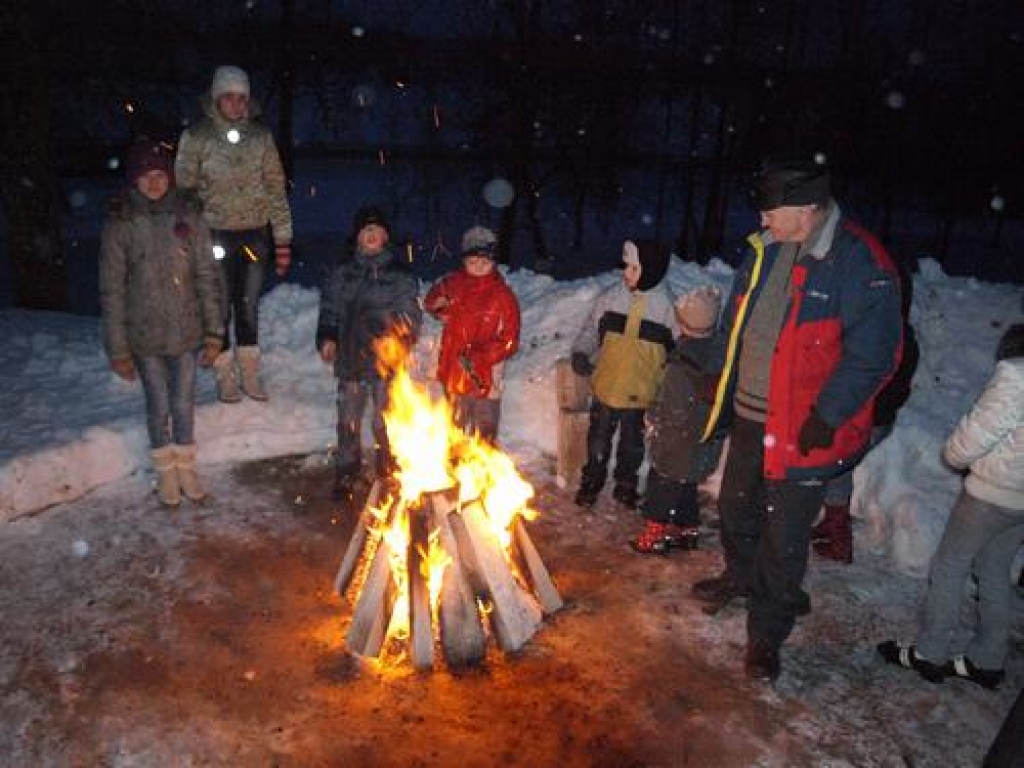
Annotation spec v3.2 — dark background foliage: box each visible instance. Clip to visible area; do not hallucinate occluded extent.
[1,0,1021,313]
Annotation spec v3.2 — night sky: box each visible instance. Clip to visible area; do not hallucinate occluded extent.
[1,0,1022,312]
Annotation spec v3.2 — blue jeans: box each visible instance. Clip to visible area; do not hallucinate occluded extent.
[135,352,198,449]
[916,490,1024,669]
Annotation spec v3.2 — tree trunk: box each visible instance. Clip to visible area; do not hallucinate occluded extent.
[0,2,68,311]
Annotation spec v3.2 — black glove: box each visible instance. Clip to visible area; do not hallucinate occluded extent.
[798,408,835,456]
[571,352,595,377]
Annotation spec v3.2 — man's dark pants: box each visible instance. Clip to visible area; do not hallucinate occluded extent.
[718,415,826,650]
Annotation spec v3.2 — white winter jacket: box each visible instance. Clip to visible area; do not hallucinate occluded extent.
[944,358,1024,511]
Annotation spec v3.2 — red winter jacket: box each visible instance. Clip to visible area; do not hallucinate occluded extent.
[705,218,903,480]
[425,269,521,398]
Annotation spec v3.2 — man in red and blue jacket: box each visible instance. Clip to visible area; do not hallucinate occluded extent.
[692,155,903,683]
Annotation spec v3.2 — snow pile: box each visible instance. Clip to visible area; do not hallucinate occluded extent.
[1,258,1021,577]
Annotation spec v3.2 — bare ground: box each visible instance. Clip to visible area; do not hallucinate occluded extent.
[1,454,1018,767]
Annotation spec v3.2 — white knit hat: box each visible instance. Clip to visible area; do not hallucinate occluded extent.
[675,285,723,338]
[210,65,250,100]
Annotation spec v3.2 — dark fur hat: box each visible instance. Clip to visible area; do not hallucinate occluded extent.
[996,323,1024,361]
[751,153,830,211]
[352,205,391,238]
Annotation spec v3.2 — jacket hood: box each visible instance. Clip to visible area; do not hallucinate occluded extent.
[634,239,670,291]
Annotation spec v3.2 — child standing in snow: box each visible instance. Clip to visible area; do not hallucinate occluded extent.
[570,239,676,509]
[878,323,1024,688]
[424,226,521,443]
[630,285,725,553]
[316,205,422,503]
[99,138,224,507]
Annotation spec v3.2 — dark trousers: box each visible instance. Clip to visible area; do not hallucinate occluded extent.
[214,228,268,349]
[450,394,501,443]
[579,400,645,493]
[336,379,391,476]
[718,415,825,649]
[640,467,700,527]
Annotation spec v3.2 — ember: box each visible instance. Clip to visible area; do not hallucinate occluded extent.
[334,333,562,670]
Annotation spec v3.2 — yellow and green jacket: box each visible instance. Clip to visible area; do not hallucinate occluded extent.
[572,281,676,409]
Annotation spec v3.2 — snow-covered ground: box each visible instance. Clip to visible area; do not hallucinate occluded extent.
[2,256,1023,765]
[2,257,1021,579]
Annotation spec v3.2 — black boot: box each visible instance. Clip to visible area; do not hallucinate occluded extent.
[612,484,639,509]
[745,639,781,683]
[691,573,749,615]
[574,484,600,508]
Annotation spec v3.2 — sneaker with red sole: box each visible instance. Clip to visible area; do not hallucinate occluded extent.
[629,522,699,554]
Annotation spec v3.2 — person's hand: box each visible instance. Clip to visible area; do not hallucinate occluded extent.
[198,340,223,367]
[111,358,136,381]
[320,340,337,363]
[798,408,835,455]
[571,352,595,377]
[274,244,291,277]
[426,293,451,314]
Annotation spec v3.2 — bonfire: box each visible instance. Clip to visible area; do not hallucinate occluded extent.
[334,333,562,670]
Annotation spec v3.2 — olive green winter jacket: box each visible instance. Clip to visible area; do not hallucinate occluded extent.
[175,98,293,245]
[99,188,224,361]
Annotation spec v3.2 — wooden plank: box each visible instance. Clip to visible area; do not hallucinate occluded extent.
[430,494,487,668]
[459,501,542,652]
[345,536,394,657]
[333,479,385,597]
[557,409,590,489]
[556,357,591,410]
[512,517,564,615]
[407,504,434,671]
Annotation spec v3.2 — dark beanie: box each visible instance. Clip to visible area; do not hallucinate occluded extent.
[126,138,175,184]
[352,205,391,238]
[751,154,830,211]
[996,324,1024,361]
[634,239,670,292]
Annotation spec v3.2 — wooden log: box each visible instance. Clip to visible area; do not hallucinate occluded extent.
[556,357,591,410]
[557,408,590,489]
[429,494,486,668]
[407,504,434,671]
[458,501,542,652]
[333,478,385,597]
[512,517,564,615]
[345,536,394,657]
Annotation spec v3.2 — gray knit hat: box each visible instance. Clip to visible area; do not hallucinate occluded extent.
[460,226,497,259]
[210,66,250,101]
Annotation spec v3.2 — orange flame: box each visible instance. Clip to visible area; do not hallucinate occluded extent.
[366,331,537,653]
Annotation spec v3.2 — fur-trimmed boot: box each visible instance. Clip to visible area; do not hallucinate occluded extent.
[236,345,268,401]
[813,504,853,564]
[151,446,181,508]
[174,443,207,502]
[213,350,243,403]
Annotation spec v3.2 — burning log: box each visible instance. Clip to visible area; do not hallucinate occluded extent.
[512,518,564,615]
[407,506,434,670]
[458,500,542,653]
[335,333,562,670]
[333,480,383,596]
[430,493,487,668]
[345,531,395,657]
